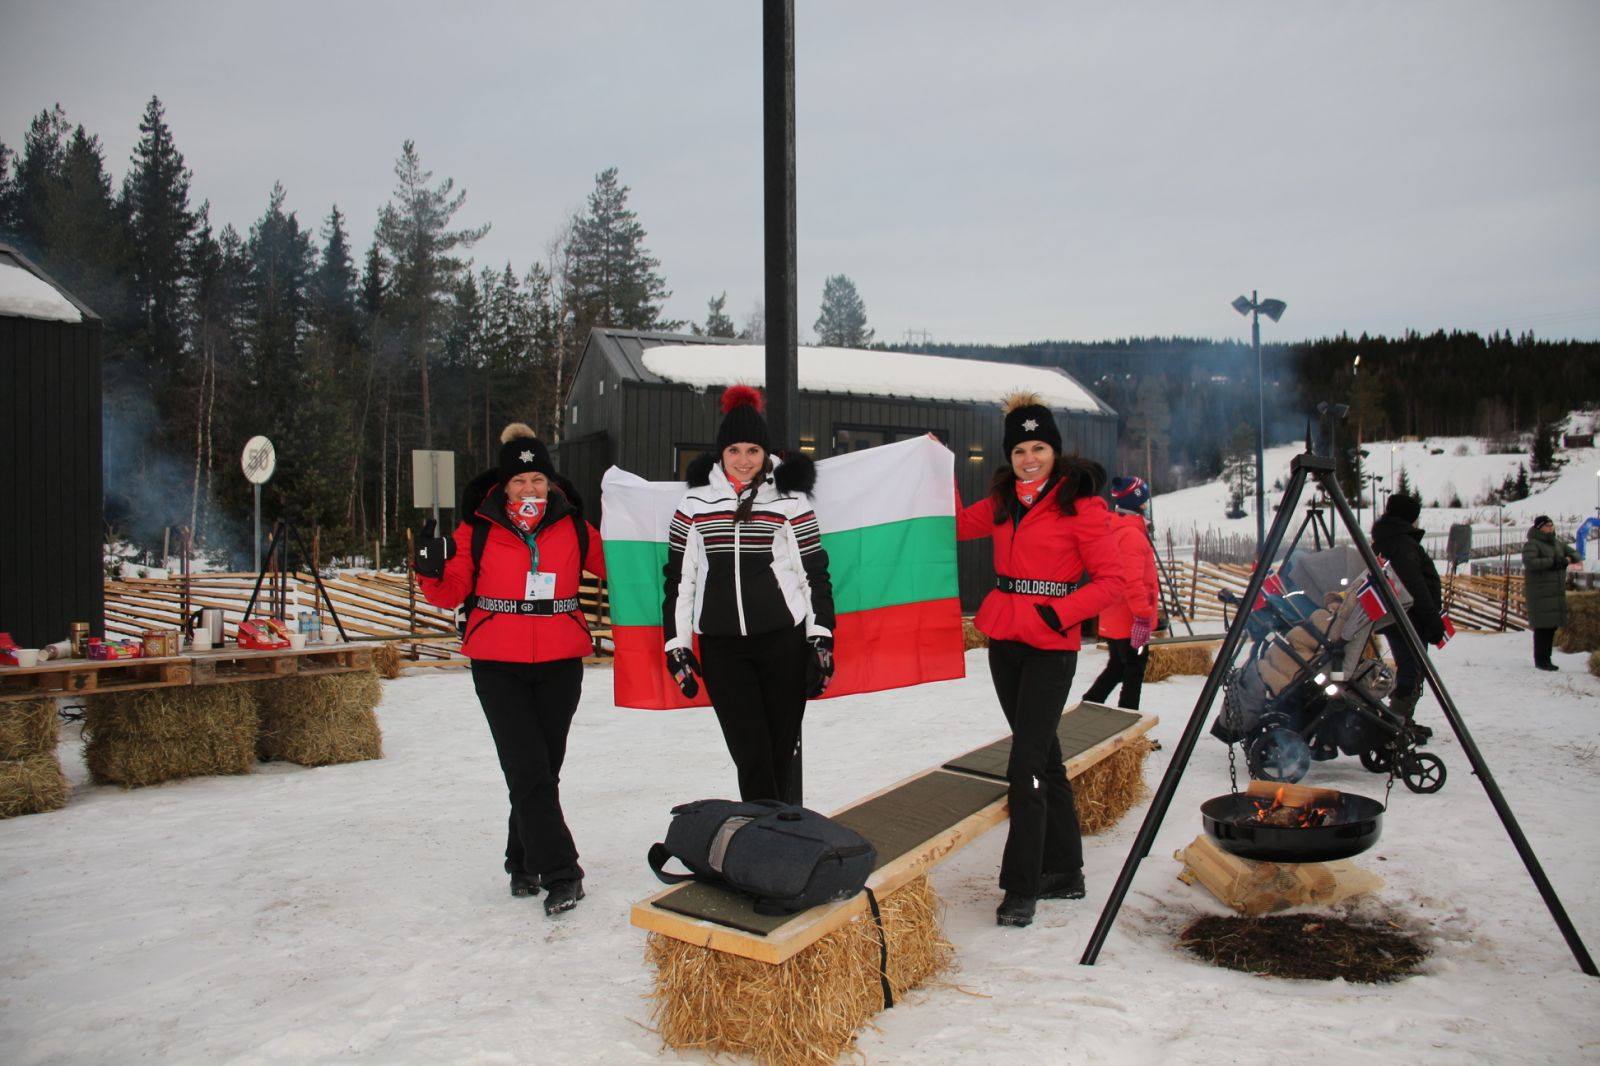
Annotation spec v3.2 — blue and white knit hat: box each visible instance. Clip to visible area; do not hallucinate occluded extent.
[1109,475,1151,513]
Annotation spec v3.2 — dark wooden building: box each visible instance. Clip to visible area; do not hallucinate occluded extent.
[0,244,104,646]
[556,328,1118,610]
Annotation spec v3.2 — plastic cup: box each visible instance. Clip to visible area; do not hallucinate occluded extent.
[13,648,40,667]
[191,635,213,651]
[288,633,307,650]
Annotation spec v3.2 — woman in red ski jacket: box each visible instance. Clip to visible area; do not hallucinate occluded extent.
[413,423,604,917]
[1083,476,1160,710]
[957,391,1125,928]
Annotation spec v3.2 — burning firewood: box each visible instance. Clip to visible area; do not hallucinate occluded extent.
[1252,785,1338,828]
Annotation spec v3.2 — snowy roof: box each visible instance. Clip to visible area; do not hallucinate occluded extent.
[0,251,84,323]
[641,343,1105,411]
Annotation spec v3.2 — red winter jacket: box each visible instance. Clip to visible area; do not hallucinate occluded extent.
[1097,511,1159,639]
[418,479,606,664]
[957,481,1126,651]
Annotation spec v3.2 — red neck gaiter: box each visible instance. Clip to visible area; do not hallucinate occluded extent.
[1015,477,1048,507]
[506,496,544,533]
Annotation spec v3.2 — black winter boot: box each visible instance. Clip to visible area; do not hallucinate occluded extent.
[510,871,540,898]
[1038,869,1086,900]
[544,878,585,916]
[996,893,1037,927]
[1388,688,1421,721]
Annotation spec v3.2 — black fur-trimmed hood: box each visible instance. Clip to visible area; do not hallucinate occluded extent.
[685,451,816,495]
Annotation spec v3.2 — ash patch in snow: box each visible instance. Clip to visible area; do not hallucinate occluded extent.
[1178,911,1429,982]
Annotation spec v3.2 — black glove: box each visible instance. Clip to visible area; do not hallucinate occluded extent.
[805,635,835,698]
[1420,615,1447,646]
[666,647,701,699]
[412,519,454,578]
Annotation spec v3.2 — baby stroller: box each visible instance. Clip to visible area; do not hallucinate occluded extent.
[1210,545,1447,794]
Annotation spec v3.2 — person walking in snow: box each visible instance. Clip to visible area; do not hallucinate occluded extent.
[1081,476,1159,710]
[661,386,836,805]
[1523,515,1581,671]
[957,391,1126,928]
[412,423,605,917]
[1369,493,1445,717]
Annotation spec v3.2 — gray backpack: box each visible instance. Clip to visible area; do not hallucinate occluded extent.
[647,798,876,915]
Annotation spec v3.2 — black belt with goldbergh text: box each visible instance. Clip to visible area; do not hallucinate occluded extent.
[995,574,1086,598]
[474,595,582,616]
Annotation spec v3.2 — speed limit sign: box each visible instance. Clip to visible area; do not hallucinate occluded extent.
[241,436,276,484]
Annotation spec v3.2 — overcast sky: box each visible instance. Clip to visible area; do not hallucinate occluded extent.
[3,1,1597,344]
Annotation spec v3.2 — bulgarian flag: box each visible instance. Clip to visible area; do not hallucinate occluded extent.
[601,435,966,709]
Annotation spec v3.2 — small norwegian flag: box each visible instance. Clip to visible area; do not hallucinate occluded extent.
[1355,575,1387,620]
[1254,570,1286,610]
[1436,615,1456,648]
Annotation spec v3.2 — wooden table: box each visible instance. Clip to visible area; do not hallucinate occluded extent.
[0,642,373,702]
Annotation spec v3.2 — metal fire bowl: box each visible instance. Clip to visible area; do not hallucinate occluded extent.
[1201,792,1384,864]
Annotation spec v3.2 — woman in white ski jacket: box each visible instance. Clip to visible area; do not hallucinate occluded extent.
[661,385,835,803]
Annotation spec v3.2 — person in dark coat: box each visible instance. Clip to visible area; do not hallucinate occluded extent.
[1369,493,1444,717]
[1522,515,1581,671]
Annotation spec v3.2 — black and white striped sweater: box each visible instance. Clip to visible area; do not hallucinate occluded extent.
[662,453,835,649]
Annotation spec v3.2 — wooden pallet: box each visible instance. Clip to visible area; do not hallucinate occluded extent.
[0,655,192,703]
[630,706,1158,964]
[186,643,375,684]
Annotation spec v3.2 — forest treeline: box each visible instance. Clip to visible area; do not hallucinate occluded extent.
[5,98,1597,563]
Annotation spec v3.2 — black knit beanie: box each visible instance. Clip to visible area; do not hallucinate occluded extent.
[1384,493,1422,524]
[497,422,555,481]
[715,385,771,452]
[1001,391,1062,455]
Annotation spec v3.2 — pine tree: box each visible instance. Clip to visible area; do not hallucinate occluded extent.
[39,125,132,327]
[0,140,16,237]
[692,291,736,338]
[1530,417,1557,473]
[2,105,71,256]
[566,167,674,335]
[186,207,248,549]
[1396,465,1413,498]
[814,274,873,347]
[1513,463,1530,501]
[375,139,489,448]
[123,96,195,380]
[310,205,358,343]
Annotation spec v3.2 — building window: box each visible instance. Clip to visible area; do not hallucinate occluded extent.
[831,424,945,456]
[674,443,715,480]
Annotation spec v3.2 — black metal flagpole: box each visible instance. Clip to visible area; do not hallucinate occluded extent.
[763,0,802,805]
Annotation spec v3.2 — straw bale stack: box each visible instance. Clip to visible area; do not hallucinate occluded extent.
[961,617,988,651]
[646,876,951,1066]
[1145,641,1217,684]
[0,698,68,817]
[1588,649,1599,678]
[372,642,404,679]
[1074,735,1152,835]
[84,687,257,788]
[255,671,383,767]
[1555,591,1599,654]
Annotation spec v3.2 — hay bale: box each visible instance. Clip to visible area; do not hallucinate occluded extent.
[961,617,988,651]
[0,754,70,818]
[256,671,383,767]
[0,698,59,759]
[372,642,404,679]
[1074,735,1152,835]
[1144,641,1216,684]
[84,686,257,788]
[1555,591,1600,654]
[1589,649,1599,678]
[646,876,952,1066]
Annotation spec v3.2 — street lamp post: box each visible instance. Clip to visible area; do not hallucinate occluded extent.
[1231,291,1287,552]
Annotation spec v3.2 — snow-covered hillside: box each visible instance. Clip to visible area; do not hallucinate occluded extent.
[1151,412,1600,546]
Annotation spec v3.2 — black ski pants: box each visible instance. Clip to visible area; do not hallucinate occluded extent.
[470,657,584,885]
[699,623,809,804]
[1385,631,1423,696]
[988,639,1084,897]
[1082,637,1149,710]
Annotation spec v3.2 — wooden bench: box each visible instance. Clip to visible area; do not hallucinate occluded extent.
[631,702,1158,963]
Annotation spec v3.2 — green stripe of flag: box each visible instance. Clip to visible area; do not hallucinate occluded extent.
[604,515,958,626]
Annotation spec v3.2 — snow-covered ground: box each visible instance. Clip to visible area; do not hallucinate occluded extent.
[1151,414,1600,556]
[2,636,1597,1065]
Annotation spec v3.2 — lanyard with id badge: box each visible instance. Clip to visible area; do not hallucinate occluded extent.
[516,497,559,604]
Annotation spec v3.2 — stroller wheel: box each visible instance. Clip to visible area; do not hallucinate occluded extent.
[1400,752,1447,794]
[1359,747,1391,774]
[1247,727,1311,784]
